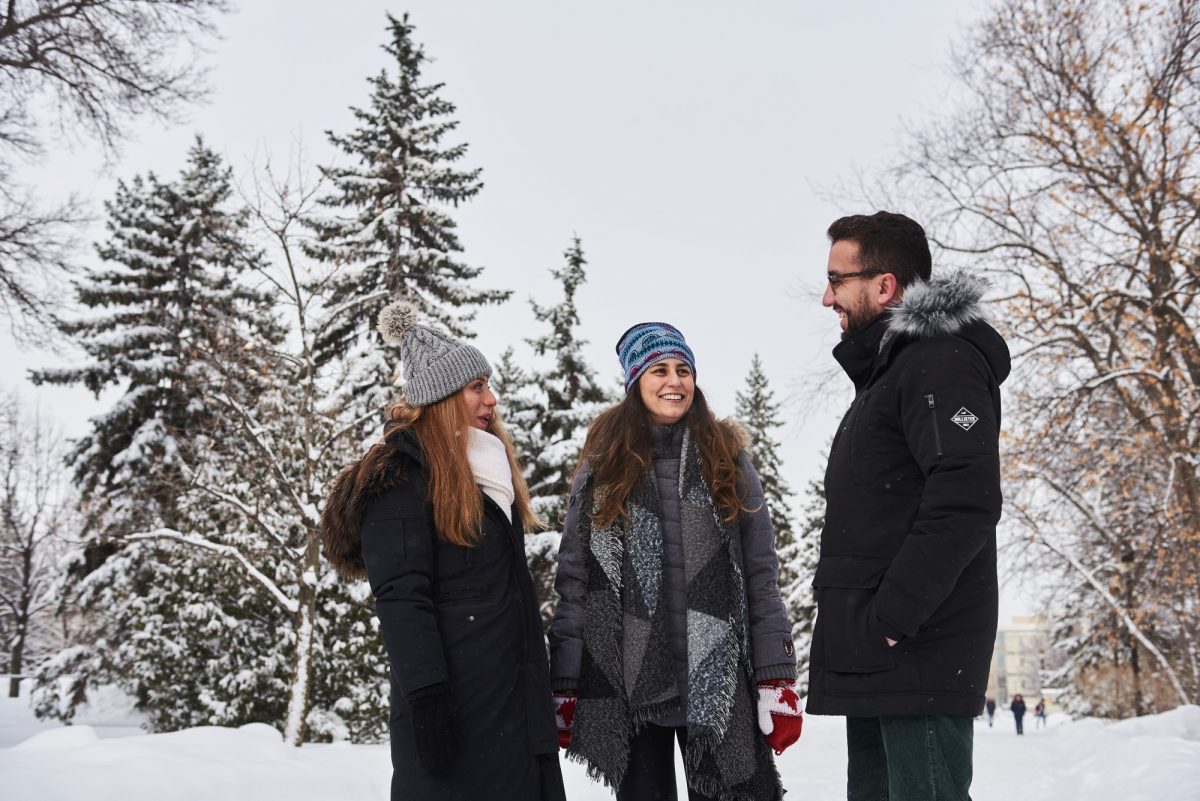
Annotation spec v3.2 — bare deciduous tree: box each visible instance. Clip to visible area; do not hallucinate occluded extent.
[887,0,1200,713]
[0,394,72,697]
[0,0,227,340]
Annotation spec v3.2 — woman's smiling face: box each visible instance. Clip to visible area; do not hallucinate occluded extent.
[637,358,694,426]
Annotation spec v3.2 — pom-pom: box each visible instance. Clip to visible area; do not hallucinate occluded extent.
[378,300,419,345]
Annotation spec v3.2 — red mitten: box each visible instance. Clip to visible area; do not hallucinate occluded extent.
[552,693,576,749]
[757,681,803,755]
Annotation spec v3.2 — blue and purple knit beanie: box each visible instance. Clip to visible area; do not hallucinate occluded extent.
[616,322,697,393]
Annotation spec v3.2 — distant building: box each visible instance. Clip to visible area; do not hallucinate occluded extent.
[987,615,1052,707]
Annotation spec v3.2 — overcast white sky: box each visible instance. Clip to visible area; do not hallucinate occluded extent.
[5,0,1029,609]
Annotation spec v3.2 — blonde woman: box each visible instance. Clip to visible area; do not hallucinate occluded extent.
[322,301,566,801]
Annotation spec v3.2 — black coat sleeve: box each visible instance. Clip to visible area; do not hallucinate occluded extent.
[874,337,1003,637]
[359,469,449,696]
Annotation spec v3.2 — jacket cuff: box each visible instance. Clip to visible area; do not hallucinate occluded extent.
[753,663,797,683]
[874,578,925,638]
[551,677,579,692]
[751,632,798,671]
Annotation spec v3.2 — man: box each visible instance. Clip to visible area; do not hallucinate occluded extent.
[806,211,1009,801]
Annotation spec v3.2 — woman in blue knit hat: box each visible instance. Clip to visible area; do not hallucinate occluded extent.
[548,322,802,801]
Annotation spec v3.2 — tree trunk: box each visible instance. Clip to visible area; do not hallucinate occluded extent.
[7,631,24,698]
[282,535,321,746]
[1129,632,1144,717]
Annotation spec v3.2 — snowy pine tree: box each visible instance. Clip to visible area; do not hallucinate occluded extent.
[735,355,797,552]
[504,239,613,629]
[492,346,540,475]
[734,355,817,682]
[524,238,612,525]
[29,138,285,731]
[32,137,279,534]
[782,475,822,692]
[305,12,508,429]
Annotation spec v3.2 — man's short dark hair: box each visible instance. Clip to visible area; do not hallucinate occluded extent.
[827,211,932,288]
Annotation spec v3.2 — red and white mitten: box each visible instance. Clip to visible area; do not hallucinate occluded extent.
[757,681,803,755]
[552,693,576,749]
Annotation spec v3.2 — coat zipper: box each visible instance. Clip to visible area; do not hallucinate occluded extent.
[926,393,944,458]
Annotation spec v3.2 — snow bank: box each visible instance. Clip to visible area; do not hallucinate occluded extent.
[2,700,1198,801]
[1043,705,1200,801]
[2,722,390,801]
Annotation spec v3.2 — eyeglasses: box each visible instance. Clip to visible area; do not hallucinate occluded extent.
[826,270,881,289]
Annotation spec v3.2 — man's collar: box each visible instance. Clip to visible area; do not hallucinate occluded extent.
[832,313,889,392]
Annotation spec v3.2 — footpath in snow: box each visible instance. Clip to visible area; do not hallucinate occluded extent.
[2,692,1199,801]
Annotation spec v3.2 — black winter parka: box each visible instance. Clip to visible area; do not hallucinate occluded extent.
[352,432,563,801]
[805,270,1010,718]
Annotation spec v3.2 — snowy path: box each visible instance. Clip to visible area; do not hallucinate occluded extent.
[2,694,1198,801]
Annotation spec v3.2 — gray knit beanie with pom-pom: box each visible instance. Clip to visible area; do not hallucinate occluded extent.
[377,300,492,406]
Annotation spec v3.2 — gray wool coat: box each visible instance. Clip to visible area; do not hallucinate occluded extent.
[548,424,796,715]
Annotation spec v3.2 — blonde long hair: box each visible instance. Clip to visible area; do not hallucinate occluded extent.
[387,393,539,546]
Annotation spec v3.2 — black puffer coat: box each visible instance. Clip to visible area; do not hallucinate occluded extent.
[326,430,563,801]
[806,270,1010,718]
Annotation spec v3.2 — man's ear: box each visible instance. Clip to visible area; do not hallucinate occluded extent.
[877,273,901,306]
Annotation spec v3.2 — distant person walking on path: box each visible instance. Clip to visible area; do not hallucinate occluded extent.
[1034,698,1047,729]
[1011,694,1026,735]
[985,697,996,727]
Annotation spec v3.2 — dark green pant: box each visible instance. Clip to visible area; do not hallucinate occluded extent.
[846,715,974,801]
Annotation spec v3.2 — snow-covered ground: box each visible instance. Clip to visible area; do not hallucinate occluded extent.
[2,689,1198,801]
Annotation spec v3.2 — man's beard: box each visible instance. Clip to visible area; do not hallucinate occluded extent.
[839,288,882,339]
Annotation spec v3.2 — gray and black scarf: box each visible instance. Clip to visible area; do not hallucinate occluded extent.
[567,430,783,801]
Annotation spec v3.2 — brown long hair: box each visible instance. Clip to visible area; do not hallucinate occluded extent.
[403,395,539,545]
[580,386,754,527]
[328,391,538,554]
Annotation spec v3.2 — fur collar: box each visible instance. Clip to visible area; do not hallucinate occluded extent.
[886,268,990,339]
[321,431,421,580]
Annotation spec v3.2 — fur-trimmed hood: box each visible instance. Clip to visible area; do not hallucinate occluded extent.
[885,268,1011,385]
[320,428,423,580]
[887,268,989,338]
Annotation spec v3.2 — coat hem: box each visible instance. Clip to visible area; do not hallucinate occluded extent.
[805,691,985,718]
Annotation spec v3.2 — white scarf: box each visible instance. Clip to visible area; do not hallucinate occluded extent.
[466,427,514,523]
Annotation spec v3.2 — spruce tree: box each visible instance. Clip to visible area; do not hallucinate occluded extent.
[29,138,283,730]
[503,239,613,630]
[782,475,822,692]
[32,137,279,534]
[305,12,508,422]
[735,354,817,679]
[735,354,797,570]
[492,346,540,470]
[524,238,612,525]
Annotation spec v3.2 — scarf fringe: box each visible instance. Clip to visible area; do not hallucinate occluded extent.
[629,698,682,729]
[565,748,623,792]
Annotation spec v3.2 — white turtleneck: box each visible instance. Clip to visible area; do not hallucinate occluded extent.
[466,427,515,522]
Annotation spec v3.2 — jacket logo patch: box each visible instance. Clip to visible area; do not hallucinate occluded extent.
[951,407,979,431]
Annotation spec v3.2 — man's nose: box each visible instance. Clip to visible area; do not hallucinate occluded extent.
[822,283,836,307]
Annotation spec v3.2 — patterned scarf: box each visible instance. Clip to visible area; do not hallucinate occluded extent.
[568,430,782,801]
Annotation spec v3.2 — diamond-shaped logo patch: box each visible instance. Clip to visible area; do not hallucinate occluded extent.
[951,408,978,431]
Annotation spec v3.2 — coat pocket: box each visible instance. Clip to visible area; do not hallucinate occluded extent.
[813,555,895,673]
